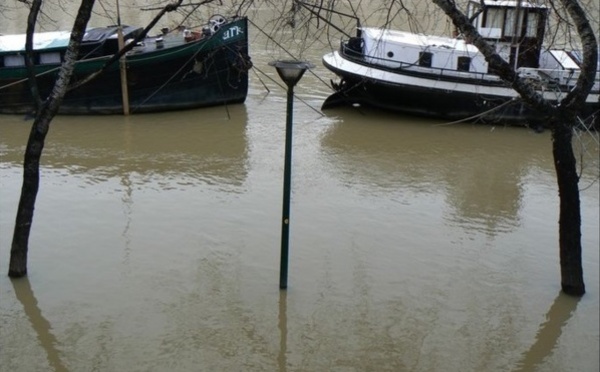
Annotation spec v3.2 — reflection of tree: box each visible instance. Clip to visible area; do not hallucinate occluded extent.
[320,111,554,236]
[12,278,67,372]
[513,292,580,372]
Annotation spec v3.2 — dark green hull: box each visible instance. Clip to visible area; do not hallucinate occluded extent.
[0,17,250,115]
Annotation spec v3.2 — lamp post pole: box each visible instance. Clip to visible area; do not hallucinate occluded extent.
[269,60,313,290]
[280,80,295,290]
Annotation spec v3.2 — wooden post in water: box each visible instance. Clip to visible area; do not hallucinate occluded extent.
[116,0,130,115]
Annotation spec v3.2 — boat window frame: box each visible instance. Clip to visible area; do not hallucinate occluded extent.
[504,8,526,37]
[39,52,62,65]
[482,7,505,30]
[457,56,472,72]
[3,54,26,67]
[525,11,539,37]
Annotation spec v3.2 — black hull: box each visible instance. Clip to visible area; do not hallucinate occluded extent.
[61,43,248,115]
[325,75,537,123]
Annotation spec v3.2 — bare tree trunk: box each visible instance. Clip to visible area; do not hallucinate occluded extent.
[8,0,96,277]
[551,121,585,296]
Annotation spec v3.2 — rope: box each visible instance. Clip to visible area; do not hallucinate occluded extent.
[247,18,331,91]
[251,63,324,117]
[130,41,209,111]
[247,18,325,117]
[433,97,518,126]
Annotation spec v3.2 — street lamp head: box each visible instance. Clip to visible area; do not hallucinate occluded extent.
[269,60,314,87]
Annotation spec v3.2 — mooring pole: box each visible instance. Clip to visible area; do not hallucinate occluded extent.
[116,0,130,115]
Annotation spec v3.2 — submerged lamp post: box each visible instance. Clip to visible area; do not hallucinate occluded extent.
[269,60,313,290]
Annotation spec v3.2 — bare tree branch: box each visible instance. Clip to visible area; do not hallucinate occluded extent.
[68,0,194,91]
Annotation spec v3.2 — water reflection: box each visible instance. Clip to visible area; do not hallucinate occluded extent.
[278,290,287,372]
[11,277,67,372]
[513,293,580,371]
[0,105,250,191]
[120,173,134,264]
[7,267,583,372]
[320,109,554,235]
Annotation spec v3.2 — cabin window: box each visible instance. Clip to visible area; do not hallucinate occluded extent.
[457,56,471,71]
[482,8,504,29]
[40,52,61,64]
[387,51,394,58]
[418,52,432,67]
[505,9,525,37]
[525,12,539,37]
[4,55,25,67]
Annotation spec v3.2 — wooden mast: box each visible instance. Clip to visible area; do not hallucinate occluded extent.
[116,0,130,115]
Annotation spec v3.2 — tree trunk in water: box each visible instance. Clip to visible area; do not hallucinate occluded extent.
[551,121,585,296]
[8,123,49,277]
[8,0,96,278]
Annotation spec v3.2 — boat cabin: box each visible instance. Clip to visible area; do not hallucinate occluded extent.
[344,0,551,76]
[468,0,549,68]
[360,28,490,75]
[0,25,142,68]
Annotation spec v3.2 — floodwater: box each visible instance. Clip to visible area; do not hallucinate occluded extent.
[1,2,599,372]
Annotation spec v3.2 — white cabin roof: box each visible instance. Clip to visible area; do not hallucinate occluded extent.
[0,31,71,53]
[361,27,481,54]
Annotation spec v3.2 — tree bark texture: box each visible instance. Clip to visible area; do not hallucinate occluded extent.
[9,0,97,277]
[551,121,585,296]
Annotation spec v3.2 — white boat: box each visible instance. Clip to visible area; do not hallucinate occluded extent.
[322,0,599,129]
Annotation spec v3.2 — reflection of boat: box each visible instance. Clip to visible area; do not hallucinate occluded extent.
[320,109,557,234]
[0,15,251,114]
[0,105,250,186]
[322,0,599,127]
